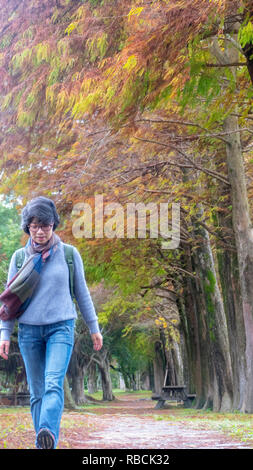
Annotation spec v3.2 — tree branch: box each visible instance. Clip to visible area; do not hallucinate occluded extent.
[206,62,247,67]
[134,136,230,185]
[167,265,199,280]
[135,117,235,143]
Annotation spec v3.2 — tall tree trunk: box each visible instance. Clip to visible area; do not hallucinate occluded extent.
[67,349,88,405]
[193,213,233,411]
[72,369,87,404]
[87,361,97,394]
[214,168,247,410]
[183,250,215,410]
[140,369,151,390]
[98,357,114,401]
[211,19,253,411]
[223,112,253,412]
[176,248,203,399]
[171,339,184,386]
[94,349,114,401]
[64,376,77,410]
[153,340,165,394]
[216,244,247,410]
[179,168,233,409]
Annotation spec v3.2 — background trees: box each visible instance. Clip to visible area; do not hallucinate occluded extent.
[0,0,253,411]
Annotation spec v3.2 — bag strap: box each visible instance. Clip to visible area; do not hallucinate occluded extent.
[15,248,25,270]
[15,244,75,300]
[63,244,75,300]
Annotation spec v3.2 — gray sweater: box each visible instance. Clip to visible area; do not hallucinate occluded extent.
[0,242,100,342]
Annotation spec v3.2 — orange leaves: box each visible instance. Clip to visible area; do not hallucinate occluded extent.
[0,0,247,214]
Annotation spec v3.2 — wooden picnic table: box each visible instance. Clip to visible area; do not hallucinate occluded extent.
[151,366,196,409]
[152,385,196,408]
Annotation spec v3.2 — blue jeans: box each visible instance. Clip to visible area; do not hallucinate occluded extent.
[18,320,74,448]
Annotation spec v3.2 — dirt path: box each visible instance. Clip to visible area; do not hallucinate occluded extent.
[59,395,252,450]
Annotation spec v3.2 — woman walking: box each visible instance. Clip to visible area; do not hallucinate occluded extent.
[0,196,102,449]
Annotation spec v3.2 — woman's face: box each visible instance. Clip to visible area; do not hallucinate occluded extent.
[29,217,54,245]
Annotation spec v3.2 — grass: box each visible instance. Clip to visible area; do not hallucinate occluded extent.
[87,388,151,401]
[73,388,151,408]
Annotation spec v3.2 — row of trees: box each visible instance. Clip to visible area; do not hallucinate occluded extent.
[0,0,253,411]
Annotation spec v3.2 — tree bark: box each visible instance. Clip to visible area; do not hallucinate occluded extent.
[223,112,253,412]
[87,361,97,394]
[64,375,77,410]
[179,167,233,410]
[190,265,214,410]
[210,18,253,411]
[176,263,203,399]
[98,355,114,401]
[72,369,87,404]
[216,244,247,410]
[92,348,114,401]
[193,212,233,411]
[213,169,247,410]
[153,340,165,394]
[171,339,184,386]
[67,348,88,405]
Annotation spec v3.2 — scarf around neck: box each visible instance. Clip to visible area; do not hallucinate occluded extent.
[0,232,61,321]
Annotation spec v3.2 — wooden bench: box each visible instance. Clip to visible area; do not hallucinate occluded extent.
[0,393,30,406]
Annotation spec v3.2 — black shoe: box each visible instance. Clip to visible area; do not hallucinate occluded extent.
[37,428,55,449]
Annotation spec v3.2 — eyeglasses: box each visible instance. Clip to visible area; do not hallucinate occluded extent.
[28,224,53,232]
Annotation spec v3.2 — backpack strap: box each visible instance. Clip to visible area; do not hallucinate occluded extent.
[63,244,75,300]
[15,244,75,300]
[15,248,25,270]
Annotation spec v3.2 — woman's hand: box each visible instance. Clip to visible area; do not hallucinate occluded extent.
[0,340,10,360]
[91,332,103,351]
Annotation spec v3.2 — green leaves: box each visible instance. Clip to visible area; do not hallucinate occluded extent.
[0,203,22,289]
[196,73,220,99]
[11,47,33,74]
[86,33,108,63]
[238,21,253,49]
